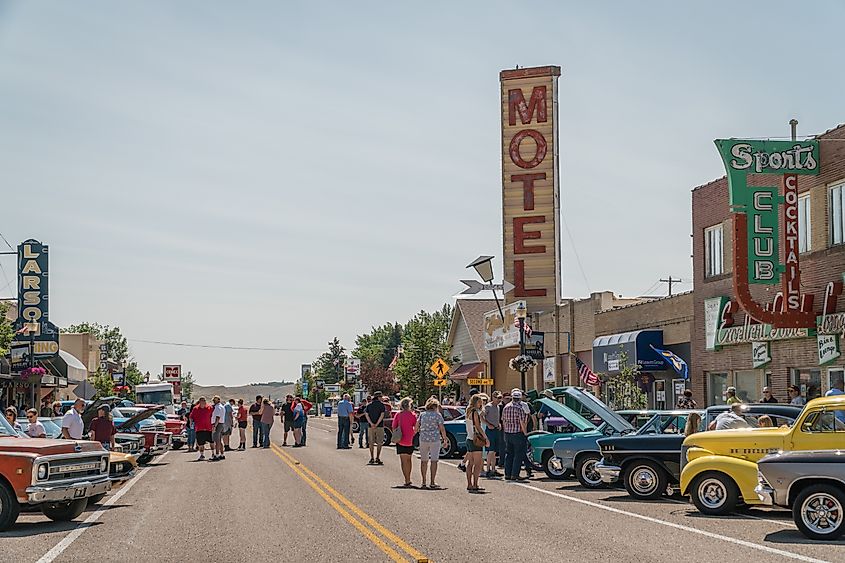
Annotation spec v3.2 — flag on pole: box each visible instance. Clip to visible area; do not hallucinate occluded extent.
[576,357,600,386]
[650,345,689,380]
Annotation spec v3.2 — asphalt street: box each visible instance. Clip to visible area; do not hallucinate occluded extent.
[5,417,845,563]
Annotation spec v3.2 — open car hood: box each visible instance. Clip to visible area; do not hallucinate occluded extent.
[116,406,166,431]
[533,397,596,432]
[563,387,634,433]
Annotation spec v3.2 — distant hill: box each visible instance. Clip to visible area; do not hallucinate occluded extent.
[191,382,296,402]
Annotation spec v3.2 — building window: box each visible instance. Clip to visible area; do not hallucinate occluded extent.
[707,372,727,406]
[704,224,724,277]
[798,193,811,253]
[790,368,822,401]
[830,182,845,245]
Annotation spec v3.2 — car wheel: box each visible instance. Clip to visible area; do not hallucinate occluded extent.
[690,472,739,516]
[0,482,20,532]
[575,453,604,489]
[382,428,392,447]
[623,461,667,500]
[542,451,567,480]
[87,493,107,505]
[41,498,88,522]
[793,484,845,541]
[441,434,456,458]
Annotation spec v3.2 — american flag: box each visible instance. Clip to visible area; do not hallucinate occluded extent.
[513,318,532,338]
[576,357,600,386]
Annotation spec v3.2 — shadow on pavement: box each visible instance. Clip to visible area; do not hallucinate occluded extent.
[1,520,103,538]
[599,494,681,506]
[765,529,845,545]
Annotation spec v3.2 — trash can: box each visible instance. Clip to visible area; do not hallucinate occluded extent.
[324,405,332,417]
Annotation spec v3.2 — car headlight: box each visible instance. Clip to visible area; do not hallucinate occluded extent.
[37,463,48,480]
[100,457,109,473]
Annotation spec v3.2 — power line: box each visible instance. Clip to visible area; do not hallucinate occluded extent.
[128,339,324,352]
[561,213,591,293]
[0,231,12,251]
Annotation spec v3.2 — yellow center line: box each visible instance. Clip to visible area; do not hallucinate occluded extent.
[269,445,408,562]
[272,443,430,563]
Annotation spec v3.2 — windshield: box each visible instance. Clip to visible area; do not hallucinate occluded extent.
[0,414,19,437]
[136,390,172,406]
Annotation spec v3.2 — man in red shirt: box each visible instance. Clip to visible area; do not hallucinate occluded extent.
[190,397,214,461]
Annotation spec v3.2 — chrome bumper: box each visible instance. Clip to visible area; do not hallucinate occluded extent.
[596,461,621,484]
[110,469,136,484]
[755,484,775,506]
[26,476,111,503]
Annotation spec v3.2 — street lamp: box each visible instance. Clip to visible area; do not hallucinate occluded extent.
[515,302,527,390]
[23,322,39,409]
[467,255,505,321]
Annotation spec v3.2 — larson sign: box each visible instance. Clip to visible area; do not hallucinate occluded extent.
[500,66,561,313]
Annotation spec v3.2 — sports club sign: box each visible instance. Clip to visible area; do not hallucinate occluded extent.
[500,66,561,313]
[715,139,819,328]
[162,364,182,382]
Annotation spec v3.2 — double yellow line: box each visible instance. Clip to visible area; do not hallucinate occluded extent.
[270,443,430,563]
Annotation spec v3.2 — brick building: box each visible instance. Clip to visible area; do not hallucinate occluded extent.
[692,123,845,406]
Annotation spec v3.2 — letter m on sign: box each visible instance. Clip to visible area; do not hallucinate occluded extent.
[508,86,547,126]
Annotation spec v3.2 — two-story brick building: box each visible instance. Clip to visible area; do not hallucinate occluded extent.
[692,123,845,405]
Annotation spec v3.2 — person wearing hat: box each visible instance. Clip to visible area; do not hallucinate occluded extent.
[501,389,529,481]
[760,387,778,403]
[788,385,806,406]
[90,404,116,450]
[725,386,742,405]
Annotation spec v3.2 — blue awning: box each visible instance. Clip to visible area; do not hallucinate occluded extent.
[592,330,665,374]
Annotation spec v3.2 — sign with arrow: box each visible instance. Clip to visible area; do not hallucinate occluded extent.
[430,358,450,379]
[433,379,449,387]
[459,280,515,295]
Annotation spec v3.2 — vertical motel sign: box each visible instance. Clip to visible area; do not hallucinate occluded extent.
[715,139,819,328]
[500,66,562,312]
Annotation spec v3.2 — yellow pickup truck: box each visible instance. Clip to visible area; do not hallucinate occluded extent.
[680,395,845,515]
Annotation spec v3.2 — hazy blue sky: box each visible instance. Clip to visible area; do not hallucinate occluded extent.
[1,2,843,385]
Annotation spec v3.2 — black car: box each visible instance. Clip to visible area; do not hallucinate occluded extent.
[595,403,803,500]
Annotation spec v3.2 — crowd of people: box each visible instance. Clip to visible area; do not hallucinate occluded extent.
[177,393,314,461]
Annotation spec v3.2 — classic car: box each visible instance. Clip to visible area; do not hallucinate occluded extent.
[756,449,845,541]
[527,399,600,479]
[135,403,187,449]
[596,404,801,500]
[0,414,111,531]
[616,410,663,430]
[110,406,172,464]
[549,389,636,488]
[679,396,845,516]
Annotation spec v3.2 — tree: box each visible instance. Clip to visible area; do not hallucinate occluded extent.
[603,350,647,410]
[91,369,117,398]
[181,370,195,399]
[0,302,14,358]
[392,304,453,405]
[354,322,404,368]
[312,337,347,384]
[63,322,129,363]
[359,358,398,395]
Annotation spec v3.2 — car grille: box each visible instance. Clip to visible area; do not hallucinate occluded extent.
[47,456,104,482]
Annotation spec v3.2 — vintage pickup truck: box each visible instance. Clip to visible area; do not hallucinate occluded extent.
[0,413,111,531]
[679,395,845,516]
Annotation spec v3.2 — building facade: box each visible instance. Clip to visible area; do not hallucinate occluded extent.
[692,123,845,405]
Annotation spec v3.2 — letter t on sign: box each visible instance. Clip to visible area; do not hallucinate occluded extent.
[511,173,545,211]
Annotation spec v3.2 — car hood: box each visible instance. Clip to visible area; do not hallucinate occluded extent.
[115,406,165,431]
[682,427,789,452]
[0,437,105,456]
[598,433,685,449]
[561,387,634,433]
[760,449,845,465]
[533,398,596,431]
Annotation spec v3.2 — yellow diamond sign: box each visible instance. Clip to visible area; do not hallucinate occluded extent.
[433,379,449,387]
[430,358,450,379]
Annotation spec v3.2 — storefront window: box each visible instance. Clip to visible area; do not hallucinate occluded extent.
[654,380,666,410]
[734,370,761,403]
[707,372,727,406]
[790,368,822,401]
[827,368,844,394]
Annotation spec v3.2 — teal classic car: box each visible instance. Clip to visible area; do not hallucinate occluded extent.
[528,398,598,479]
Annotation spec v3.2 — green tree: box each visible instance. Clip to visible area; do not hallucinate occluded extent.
[0,302,14,357]
[312,337,347,384]
[393,304,453,405]
[181,370,195,399]
[603,351,647,410]
[91,369,117,398]
[354,322,404,368]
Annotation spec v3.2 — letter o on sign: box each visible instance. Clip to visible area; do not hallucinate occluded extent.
[22,307,42,321]
[509,129,547,169]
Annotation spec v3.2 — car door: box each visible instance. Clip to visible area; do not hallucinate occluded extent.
[790,406,845,450]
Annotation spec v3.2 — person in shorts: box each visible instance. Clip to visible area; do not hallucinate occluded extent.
[415,397,448,489]
[236,398,248,450]
[392,397,417,487]
[211,396,226,461]
[223,399,235,452]
[365,391,386,465]
[190,397,214,461]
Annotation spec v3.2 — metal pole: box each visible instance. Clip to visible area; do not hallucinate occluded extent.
[492,285,505,322]
[518,317,526,390]
[29,331,35,409]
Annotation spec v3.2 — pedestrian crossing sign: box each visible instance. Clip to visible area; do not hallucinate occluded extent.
[433,379,449,387]
[430,358,450,378]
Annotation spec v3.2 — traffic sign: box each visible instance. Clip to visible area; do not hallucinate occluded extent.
[433,379,449,387]
[467,378,494,386]
[459,280,515,295]
[430,358,450,378]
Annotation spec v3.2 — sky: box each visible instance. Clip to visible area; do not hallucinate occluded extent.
[1,1,843,386]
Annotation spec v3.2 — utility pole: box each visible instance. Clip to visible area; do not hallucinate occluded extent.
[660,276,682,296]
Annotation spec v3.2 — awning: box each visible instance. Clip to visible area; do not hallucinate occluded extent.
[450,362,485,381]
[592,330,665,374]
[40,350,88,384]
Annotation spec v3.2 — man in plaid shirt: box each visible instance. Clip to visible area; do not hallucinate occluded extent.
[501,389,528,481]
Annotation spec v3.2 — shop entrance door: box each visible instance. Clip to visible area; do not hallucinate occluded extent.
[707,372,727,406]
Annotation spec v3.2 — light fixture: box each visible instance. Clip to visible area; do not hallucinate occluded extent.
[515,301,527,320]
[467,256,495,283]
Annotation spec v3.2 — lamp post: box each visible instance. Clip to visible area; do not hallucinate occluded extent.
[24,322,39,409]
[514,302,529,391]
[467,256,505,321]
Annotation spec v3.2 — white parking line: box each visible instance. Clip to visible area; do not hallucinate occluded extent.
[517,483,829,563]
[35,451,169,563]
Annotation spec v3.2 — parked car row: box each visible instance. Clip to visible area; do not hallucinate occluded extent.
[0,399,176,531]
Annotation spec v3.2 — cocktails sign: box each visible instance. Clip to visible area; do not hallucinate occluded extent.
[715,139,820,328]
